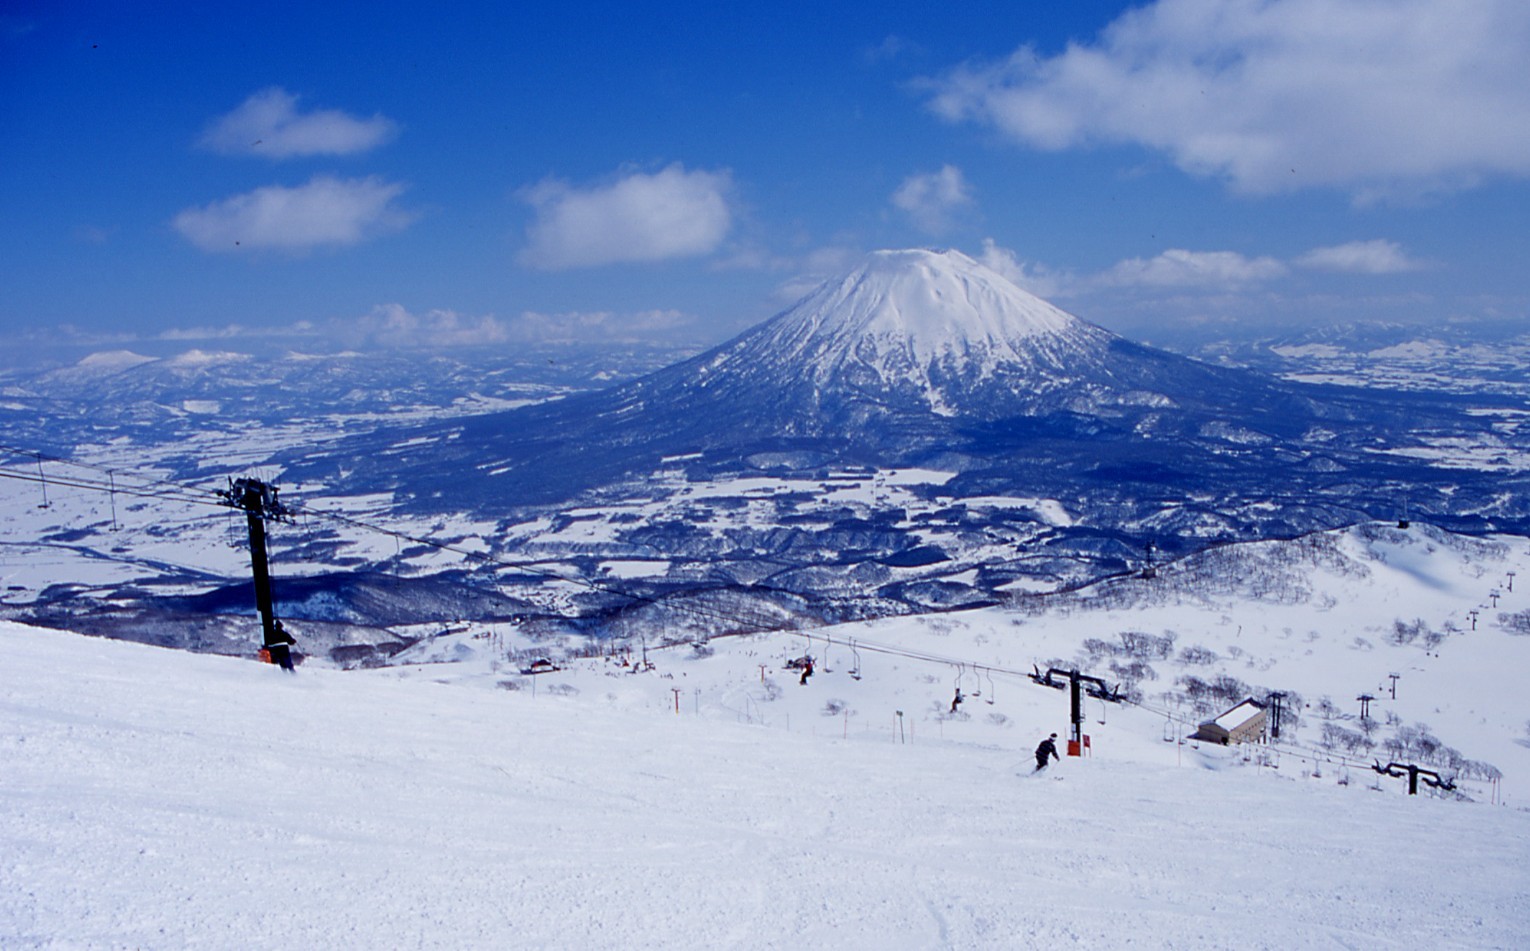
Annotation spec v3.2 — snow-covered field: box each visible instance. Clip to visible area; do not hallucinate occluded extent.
[3,620,1528,949]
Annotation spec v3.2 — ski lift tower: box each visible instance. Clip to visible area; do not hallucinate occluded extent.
[1030,665,1124,754]
[218,477,291,661]
[1265,691,1287,739]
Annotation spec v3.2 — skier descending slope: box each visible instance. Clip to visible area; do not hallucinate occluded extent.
[267,621,297,672]
[1034,733,1059,772]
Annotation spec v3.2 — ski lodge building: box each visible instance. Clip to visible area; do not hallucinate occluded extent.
[1192,698,1268,745]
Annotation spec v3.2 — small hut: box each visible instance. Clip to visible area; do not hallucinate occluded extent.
[1192,698,1268,745]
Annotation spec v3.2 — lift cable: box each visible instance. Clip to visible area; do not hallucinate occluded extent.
[0,449,807,634]
[0,449,1092,679]
[9,442,1476,793]
[0,444,230,507]
[0,465,225,509]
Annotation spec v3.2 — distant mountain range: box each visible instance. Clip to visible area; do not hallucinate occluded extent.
[0,342,684,459]
[285,249,1527,545]
[6,249,1530,653]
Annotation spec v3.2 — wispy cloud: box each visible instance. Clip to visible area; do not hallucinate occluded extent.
[157,324,274,341]
[172,175,413,252]
[977,238,1074,298]
[981,238,1423,292]
[2,305,695,354]
[1101,249,1288,288]
[335,304,512,348]
[970,236,1439,335]
[925,0,1530,197]
[72,224,114,245]
[1295,239,1426,274]
[519,164,733,270]
[864,34,919,65]
[199,87,398,159]
[511,308,694,344]
[891,165,974,234]
[1,15,38,41]
[770,246,867,304]
[331,303,697,348]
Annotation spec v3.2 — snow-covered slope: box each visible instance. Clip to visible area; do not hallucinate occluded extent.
[2,621,1527,949]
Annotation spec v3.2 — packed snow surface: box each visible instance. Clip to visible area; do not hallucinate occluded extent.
[3,622,1528,949]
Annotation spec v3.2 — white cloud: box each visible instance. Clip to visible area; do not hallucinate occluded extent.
[926,0,1530,195]
[199,87,397,158]
[1295,239,1425,274]
[72,224,113,245]
[335,304,511,348]
[331,304,697,348]
[710,246,792,273]
[864,35,918,65]
[513,308,694,343]
[158,324,263,341]
[891,165,974,233]
[1101,248,1287,288]
[172,176,413,252]
[770,246,866,303]
[801,246,862,275]
[977,238,1073,298]
[519,164,733,269]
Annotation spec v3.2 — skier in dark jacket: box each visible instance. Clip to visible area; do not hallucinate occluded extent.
[799,659,814,685]
[267,621,297,672]
[1035,733,1059,770]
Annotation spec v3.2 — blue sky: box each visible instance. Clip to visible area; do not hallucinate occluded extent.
[3,0,1529,355]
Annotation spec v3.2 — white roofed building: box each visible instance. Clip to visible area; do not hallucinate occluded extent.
[1192,698,1268,746]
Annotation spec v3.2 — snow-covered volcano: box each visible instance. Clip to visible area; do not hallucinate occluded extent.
[289,248,1513,539]
[596,246,1325,438]
[597,246,1269,434]
[704,249,1114,416]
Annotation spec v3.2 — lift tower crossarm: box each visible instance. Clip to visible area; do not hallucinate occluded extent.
[1030,666,1125,702]
[1372,760,1456,796]
[1030,666,1125,747]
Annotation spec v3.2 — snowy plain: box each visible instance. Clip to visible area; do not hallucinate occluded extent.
[4,615,1529,950]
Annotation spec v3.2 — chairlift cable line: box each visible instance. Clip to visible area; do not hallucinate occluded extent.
[0,456,790,637]
[0,441,689,598]
[10,438,1482,785]
[2,450,1076,681]
[5,452,1496,793]
[0,466,226,508]
[4,439,1210,645]
[0,445,1471,764]
[0,448,818,633]
[1115,692,1476,791]
[0,443,234,505]
[0,451,1388,718]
